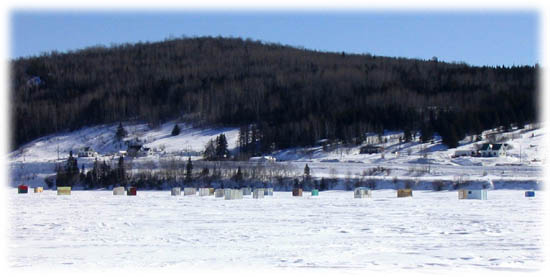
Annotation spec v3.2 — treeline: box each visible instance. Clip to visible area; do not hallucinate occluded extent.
[53,151,472,191]
[53,151,299,190]
[11,36,538,151]
[55,151,128,189]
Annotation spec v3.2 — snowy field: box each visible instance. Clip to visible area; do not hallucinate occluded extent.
[8,190,543,272]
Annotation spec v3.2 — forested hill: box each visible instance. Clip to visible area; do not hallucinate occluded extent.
[11,36,537,152]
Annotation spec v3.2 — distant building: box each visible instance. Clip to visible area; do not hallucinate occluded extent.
[249,156,276,163]
[138,147,153,157]
[77,147,98,157]
[360,145,383,154]
[126,138,145,157]
[453,149,475,158]
[364,131,403,145]
[127,144,153,157]
[127,145,142,157]
[479,143,508,157]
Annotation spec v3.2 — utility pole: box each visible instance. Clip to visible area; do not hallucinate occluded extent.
[520,144,522,164]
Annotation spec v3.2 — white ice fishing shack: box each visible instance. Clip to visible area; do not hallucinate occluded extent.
[458,189,487,200]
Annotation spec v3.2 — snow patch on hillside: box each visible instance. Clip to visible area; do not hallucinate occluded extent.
[9,122,239,163]
[271,127,545,168]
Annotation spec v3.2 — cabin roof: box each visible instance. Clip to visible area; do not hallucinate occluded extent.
[480,143,506,151]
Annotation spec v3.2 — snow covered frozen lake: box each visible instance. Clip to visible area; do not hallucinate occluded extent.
[8,190,543,272]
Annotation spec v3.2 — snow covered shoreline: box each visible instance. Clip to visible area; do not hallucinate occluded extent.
[8,122,544,191]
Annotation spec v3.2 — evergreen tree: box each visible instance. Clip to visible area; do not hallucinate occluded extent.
[80,164,86,183]
[56,150,80,187]
[442,127,459,148]
[320,177,328,191]
[100,161,111,188]
[203,139,216,161]
[404,128,412,142]
[303,163,311,186]
[185,157,193,184]
[171,124,181,136]
[117,155,126,185]
[66,150,79,176]
[66,150,79,186]
[420,123,434,143]
[55,162,66,187]
[200,167,210,186]
[215,134,229,160]
[91,158,100,186]
[115,122,128,141]
[233,166,243,187]
[238,125,251,160]
[293,178,300,189]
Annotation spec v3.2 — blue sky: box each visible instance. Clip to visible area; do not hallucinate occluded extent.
[11,11,538,66]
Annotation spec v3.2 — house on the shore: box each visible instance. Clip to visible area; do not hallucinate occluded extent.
[364,131,404,145]
[128,145,153,157]
[479,143,508,157]
[138,147,153,157]
[249,156,276,163]
[127,144,142,157]
[126,138,153,157]
[453,149,476,158]
[77,146,98,157]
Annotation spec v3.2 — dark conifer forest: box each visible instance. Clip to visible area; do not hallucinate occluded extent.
[11,36,538,152]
